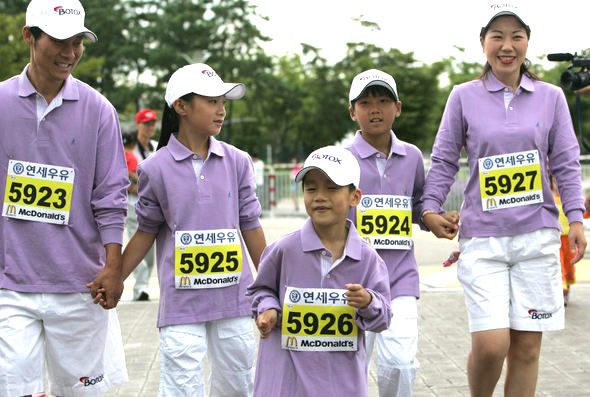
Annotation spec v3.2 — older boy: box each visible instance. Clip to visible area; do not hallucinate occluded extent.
[346,69,458,396]
[248,145,392,396]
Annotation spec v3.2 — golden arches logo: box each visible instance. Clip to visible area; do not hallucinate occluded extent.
[486,198,497,209]
[5,204,16,216]
[285,336,298,348]
[178,276,191,287]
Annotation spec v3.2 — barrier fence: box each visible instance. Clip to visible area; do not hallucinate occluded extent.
[258,156,590,215]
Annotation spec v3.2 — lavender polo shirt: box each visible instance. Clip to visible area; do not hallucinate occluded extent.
[0,67,128,293]
[423,72,584,238]
[247,219,391,397]
[347,131,426,299]
[136,134,261,328]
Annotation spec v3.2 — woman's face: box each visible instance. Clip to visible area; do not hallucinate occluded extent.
[481,15,529,89]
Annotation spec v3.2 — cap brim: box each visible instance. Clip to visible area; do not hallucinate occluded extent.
[350,80,397,103]
[36,25,97,42]
[484,11,527,31]
[295,166,347,186]
[222,83,246,100]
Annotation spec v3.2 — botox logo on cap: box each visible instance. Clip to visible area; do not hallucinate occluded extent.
[310,154,342,164]
[490,3,518,11]
[54,6,81,15]
[202,69,218,78]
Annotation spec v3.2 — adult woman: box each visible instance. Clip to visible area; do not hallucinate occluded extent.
[421,2,586,396]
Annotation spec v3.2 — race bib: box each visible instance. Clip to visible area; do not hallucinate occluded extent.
[479,150,543,211]
[282,287,358,352]
[3,160,74,225]
[356,195,412,250]
[174,229,242,289]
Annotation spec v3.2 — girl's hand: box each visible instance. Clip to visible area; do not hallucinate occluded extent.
[423,212,459,240]
[345,284,372,309]
[256,309,278,339]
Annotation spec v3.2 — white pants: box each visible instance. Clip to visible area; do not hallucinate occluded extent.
[0,290,128,397]
[126,198,155,299]
[366,295,419,397]
[159,316,256,397]
[458,228,564,332]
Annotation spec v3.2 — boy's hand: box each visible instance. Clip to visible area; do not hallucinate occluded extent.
[345,284,372,309]
[256,309,278,339]
[423,212,459,240]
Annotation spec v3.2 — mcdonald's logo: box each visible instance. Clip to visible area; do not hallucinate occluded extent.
[5,204,16,216]
[362,236,371,243]
[285,336,298,348]
[178,276,191,287]
[486,198,497,209]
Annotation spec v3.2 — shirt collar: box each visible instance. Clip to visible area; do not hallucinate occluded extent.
[166,134,225,162]
[353,129,406,159]
[18,64,80,101]
[300,218,362,261]
[484,71,535,94]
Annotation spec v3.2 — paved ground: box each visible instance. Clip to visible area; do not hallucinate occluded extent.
[100,210,590,397]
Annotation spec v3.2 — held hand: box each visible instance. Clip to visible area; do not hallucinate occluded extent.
[87,267,123,309]
[345,284,372,309]
[568,222,587,265]
[85,281,107,304]
[256,309,278,339]
[423,212,459,240]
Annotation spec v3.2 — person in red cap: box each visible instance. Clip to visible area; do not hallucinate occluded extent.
[134,108,159,161]
[126,109,158,300]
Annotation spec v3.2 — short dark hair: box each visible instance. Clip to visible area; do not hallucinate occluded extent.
[351,85,397,109]
[29,26,43,40]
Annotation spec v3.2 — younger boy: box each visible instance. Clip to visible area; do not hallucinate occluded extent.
[247,145,392,397]
[346,69,458,396]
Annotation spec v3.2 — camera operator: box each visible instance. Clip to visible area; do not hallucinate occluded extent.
[575,85,590,95]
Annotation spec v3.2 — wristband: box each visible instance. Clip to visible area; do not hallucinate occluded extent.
[421,210,437,223]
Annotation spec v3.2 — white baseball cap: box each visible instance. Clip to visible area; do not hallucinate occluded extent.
[295,146,360,188]
[482,1,528,33]
[165,63,246,107]
[349,69,399,104]
[26,0,97,43]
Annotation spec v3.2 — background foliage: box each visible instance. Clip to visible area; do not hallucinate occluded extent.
[1,0,589,161]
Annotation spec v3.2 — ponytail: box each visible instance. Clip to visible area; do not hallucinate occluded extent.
[157,93,196,150]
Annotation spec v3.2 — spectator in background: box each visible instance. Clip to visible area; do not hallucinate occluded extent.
[126,109,158,300]
[123,131,139,195]
[252,152,265,200]
[133,108,159,161]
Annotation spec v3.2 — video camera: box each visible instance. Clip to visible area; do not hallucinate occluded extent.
[548,53,590,91]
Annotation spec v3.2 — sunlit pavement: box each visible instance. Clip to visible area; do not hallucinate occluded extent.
[110,208,590,396]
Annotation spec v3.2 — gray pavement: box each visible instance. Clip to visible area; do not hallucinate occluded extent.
[103,212,590,397]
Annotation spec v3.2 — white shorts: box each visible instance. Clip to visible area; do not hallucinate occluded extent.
[159,316,256,397]
[457,228,564,333]
[0,289,128,397]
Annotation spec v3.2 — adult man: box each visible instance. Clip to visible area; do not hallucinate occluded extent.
[0,0,129,395]
[127,109,158,300]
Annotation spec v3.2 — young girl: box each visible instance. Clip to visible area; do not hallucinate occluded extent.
[121,63,266,396]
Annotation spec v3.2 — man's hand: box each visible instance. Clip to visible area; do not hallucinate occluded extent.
[86,243,123,309]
